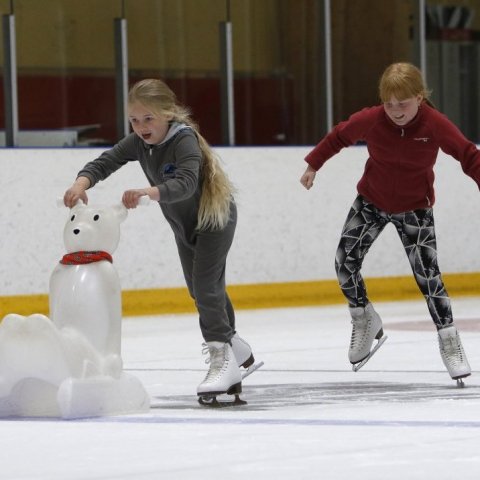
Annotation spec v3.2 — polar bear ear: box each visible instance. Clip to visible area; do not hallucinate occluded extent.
[112,203,128,223]
[70,199,86,212]
[56,198,85,209]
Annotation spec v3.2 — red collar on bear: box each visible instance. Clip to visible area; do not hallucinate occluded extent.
[60,251,113,265]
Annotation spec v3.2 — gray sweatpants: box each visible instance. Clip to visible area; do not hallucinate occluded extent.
[175,202,237,342]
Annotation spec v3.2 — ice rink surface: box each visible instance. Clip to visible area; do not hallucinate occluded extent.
[2,297,480,479]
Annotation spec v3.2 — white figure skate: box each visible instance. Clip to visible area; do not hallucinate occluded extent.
[438,325,471,388]
[197,341,244,407]
[349,303,387,372]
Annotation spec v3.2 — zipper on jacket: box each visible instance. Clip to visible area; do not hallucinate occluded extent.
[401,128,405,137]
[426,195,431,206]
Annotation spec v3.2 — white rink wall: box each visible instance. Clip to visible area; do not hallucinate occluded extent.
[1,146,480,296]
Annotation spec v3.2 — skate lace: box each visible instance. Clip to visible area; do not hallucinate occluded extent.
[350,318,369,348]
[201,343,210,361]
[201,343,229,382]
[441,336,465,366]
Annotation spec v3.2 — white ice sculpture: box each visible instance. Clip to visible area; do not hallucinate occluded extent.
[0,200,150,419]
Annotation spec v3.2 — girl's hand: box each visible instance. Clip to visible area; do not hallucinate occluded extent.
[300,165,316,190]
[122,187,159,209]
[64,177,90,207]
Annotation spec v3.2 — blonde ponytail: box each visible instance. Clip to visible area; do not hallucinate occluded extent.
[196,133,235,230]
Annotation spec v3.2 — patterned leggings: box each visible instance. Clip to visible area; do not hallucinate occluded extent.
[335,195,453,329]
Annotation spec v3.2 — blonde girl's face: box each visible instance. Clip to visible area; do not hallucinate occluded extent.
[128,101,170,144]
[383,94,422,126]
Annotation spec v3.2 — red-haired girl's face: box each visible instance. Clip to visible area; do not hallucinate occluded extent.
[383,94,422,126]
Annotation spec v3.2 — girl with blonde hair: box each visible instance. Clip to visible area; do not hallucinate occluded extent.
[64,78,256,403]
[300,62,480,385]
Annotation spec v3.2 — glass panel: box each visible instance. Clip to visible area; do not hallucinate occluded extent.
[0,0,15,143]
[231,0,328,145]
[127,0,328,146]
[426,0,480,142]
[11,0,120,146]
[5,0,478,147]
[127,0,225,144]
[330,0,417,127]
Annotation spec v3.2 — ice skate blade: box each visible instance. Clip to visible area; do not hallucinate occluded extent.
[242,361,264,380]
[352,335,388,372]
[454,373,471,388]
[198,394,247,408]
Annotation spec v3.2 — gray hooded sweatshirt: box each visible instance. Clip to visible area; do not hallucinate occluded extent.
[78,123,204,246]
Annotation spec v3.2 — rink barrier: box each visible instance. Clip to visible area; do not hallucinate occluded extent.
[1,272,480,318]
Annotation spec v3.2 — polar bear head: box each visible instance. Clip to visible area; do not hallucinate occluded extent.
[63,201,128,255]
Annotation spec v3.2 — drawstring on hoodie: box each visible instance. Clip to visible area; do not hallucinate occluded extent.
[145,122,191,156]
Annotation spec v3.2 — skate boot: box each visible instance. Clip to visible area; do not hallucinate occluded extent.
[197,341,244,406]
[231,333,255,368]
[438,325,471,387]
[349,303,386,371]
[231,333,264,380]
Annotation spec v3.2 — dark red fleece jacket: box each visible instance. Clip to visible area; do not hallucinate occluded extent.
[305,103,480,213]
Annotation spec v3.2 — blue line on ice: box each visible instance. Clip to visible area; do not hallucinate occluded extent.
[69,417,480,428]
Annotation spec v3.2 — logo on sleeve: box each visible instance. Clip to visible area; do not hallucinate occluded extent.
[162,163,176,179]
[414,137,430,143]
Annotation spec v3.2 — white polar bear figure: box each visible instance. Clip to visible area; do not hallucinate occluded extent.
[0,201,150,419]
[50,201,127,357]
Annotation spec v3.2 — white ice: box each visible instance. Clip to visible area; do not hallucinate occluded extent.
[1,297,480,479]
